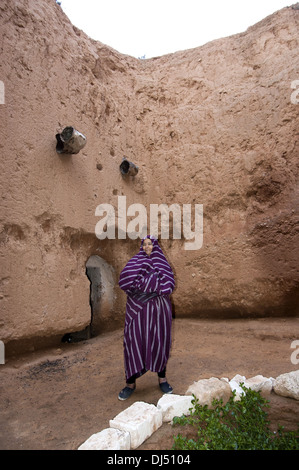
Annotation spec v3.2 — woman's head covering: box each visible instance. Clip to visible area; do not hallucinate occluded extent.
[119,235,175,293]
[139,234,159,253]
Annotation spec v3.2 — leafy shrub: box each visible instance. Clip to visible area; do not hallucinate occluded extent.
[172,384,299,450]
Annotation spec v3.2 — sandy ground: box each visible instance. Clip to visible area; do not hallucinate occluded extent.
[0,317,298,450]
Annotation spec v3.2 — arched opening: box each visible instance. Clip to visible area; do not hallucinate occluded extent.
[86,255,102,336]
[62,255,115,343]
[86,255,115,335]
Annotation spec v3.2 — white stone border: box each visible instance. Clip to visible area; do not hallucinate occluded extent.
[78,370,299,450]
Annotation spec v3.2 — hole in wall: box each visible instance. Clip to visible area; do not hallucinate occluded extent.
[61,326,91,344]
[61,255,115,343]
[86,255,103,337]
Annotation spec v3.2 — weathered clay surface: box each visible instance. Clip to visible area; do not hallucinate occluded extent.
[0,0,298,352]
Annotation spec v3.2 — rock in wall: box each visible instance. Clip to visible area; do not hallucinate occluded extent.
[0,0,298,354]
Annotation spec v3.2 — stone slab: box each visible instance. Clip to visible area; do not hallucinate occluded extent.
[109,401,162,449]
[78,427,130,450]
[157,394,193,422]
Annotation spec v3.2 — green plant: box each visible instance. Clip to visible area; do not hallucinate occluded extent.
[172,384,299,450]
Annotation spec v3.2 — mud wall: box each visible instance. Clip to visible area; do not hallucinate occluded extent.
[0,0,298,354]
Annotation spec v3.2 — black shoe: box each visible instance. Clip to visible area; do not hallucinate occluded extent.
[118,385,136,401]
[159,381,173,394]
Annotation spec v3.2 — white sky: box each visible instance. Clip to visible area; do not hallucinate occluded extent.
[59,0,292,58]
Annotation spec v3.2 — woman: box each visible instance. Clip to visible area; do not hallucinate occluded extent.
[118,235,175,400]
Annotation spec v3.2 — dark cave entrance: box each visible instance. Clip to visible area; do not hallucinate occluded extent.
[62,255,104,343]
[85,255,103,337]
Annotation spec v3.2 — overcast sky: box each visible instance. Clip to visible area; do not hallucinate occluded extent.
[59,0,291,58]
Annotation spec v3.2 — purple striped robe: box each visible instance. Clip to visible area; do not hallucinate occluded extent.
[119,236,175,382]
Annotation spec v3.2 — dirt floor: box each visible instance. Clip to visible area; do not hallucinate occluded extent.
[0,317,298,450]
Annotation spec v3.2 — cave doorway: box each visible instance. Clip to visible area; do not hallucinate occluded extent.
[61,255,115,344]
[86,255,115,336]
[86,255,103,337]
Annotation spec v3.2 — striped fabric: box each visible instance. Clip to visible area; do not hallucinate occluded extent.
[119,235,175,382]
